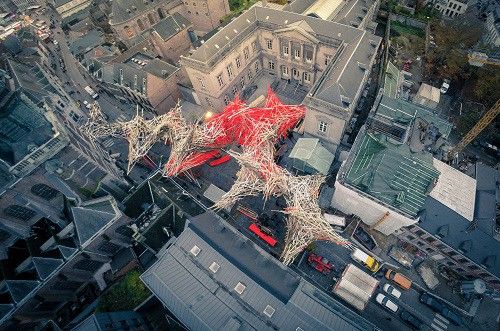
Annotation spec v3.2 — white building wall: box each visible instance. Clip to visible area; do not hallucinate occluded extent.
[331,181,418,235]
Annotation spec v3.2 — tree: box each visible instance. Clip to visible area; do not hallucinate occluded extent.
[473,68,500,108]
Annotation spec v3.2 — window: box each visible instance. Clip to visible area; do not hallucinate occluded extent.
[305,50,312,62]
[4,205,36,221]
[294,49,300,59]
[457,5,462,11]
[196,12,199,15]
[283,46,289,56]
[158,7,165,19]
[425,237,436,243]
[190,245,201,256]
[263,305,275,318]
[209,262,220,273]
[247,71,253,80]
[406,235,415,240]
[137,19,145,31]
[282,66,289,76]
[318,121,327,133]
[243,47,249,60]
[192,1,196,5]
[268,61,275,70]
[217,74,224,87]
[226,64,234,78]
[251,41,257,52]
[415,229,425,236]
[205,97,213,107]
[303,72,311,83]
[232,85,238,95]
[234,282,246,294]
[240,77,245,89]
[324,54,332,66]
[224,95,230,105]
[266,39,272,50]
[292,68,298,77]
[236,57,241,68]
[31,184,59,200]
[198,77,206,89]
[254,61,259,72]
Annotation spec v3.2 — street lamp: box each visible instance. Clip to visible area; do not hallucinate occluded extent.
[204,111,214,120]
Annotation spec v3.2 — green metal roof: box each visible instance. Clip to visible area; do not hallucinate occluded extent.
[345,132,440,217]
[289,138,334,175]
[376,95,452,139]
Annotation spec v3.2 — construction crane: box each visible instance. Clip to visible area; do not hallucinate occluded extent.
[445,53,500,160]
[447,99,500,159]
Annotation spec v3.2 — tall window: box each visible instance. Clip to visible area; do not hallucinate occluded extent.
[294,49,300,59]
[266,40,272,50]
[282,66,289,76]
[4,205,36,221]
[243,47,249,60]
[236,57,241,68]
[292,68,298,77]
[283,46,289,56]
[240,77,245,89]
[198,77,206,89]
[268,61,275,70]
[217,74,224,87]
[31,184,59,200]
[318,121,327,133]
[325,54,332,66]
[304,72,311,83]
[226,64,234,78]
[206,97,213,107]
[252,41,257,52]
[254,61,259,72]
[224,95,230,105]
[232,85,238,95]
[305,50,312,62]
[158,7,165,19]
[137,19,145,31]
[247,71,253,81]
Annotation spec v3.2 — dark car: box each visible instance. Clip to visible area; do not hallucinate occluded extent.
[400,310,424,330]
[419,293,463,326]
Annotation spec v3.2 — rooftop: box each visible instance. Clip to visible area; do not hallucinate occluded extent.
[342,132,440,218]
[151,12,191,41]
[110,0,170,25]
[69,30,105,56]
[329,0,378,28]
[141,211,377,331]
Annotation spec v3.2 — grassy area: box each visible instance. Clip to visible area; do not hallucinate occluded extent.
[391,21,425,38]
[96,269,151,313]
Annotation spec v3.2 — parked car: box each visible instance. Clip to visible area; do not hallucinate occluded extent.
[440,79,450,94]
[400,310,424,330]
[307,253,334,275]
[375,293,398,313]
[383,283,401,299]
[385,269,412,289]
[83,100,91,109]
[419,293,463,326]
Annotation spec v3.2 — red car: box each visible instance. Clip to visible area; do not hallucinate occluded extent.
[307,253,333,274]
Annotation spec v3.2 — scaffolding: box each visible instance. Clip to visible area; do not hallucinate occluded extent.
[82,90,352,265]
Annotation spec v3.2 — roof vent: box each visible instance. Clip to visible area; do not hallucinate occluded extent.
[234,282,246,294]
[296,328,304,331]
[266,16,269,19]
[263,305,275,317]
[209,262,220,273]
[214,44,220,49]
[190,245,201,256]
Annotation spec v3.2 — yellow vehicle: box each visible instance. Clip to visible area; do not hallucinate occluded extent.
[351,248,381,272]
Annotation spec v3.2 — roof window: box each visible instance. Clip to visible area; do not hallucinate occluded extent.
[209,262,220,273]
[234,282,246,294]
[190,245,201,256]
[263,305,275,317]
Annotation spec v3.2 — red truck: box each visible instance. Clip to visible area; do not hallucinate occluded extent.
[307,253,334,274]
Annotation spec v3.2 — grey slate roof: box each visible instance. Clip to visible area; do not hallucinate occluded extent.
[110,0,169,24]
[57,245,77,259]
[152,12,191,41]
[32,257,64,280]
[70,196,120,246]
[142,211,377,331]
[5,280,39,303]
[420,196,500,279]
[69,30,105,56]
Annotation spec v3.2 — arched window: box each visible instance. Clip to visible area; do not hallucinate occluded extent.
[4,205,36,221]
[137,18,145,31]
[147,13,155,25]
[158,7,165,19]
[31,183,59,200]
